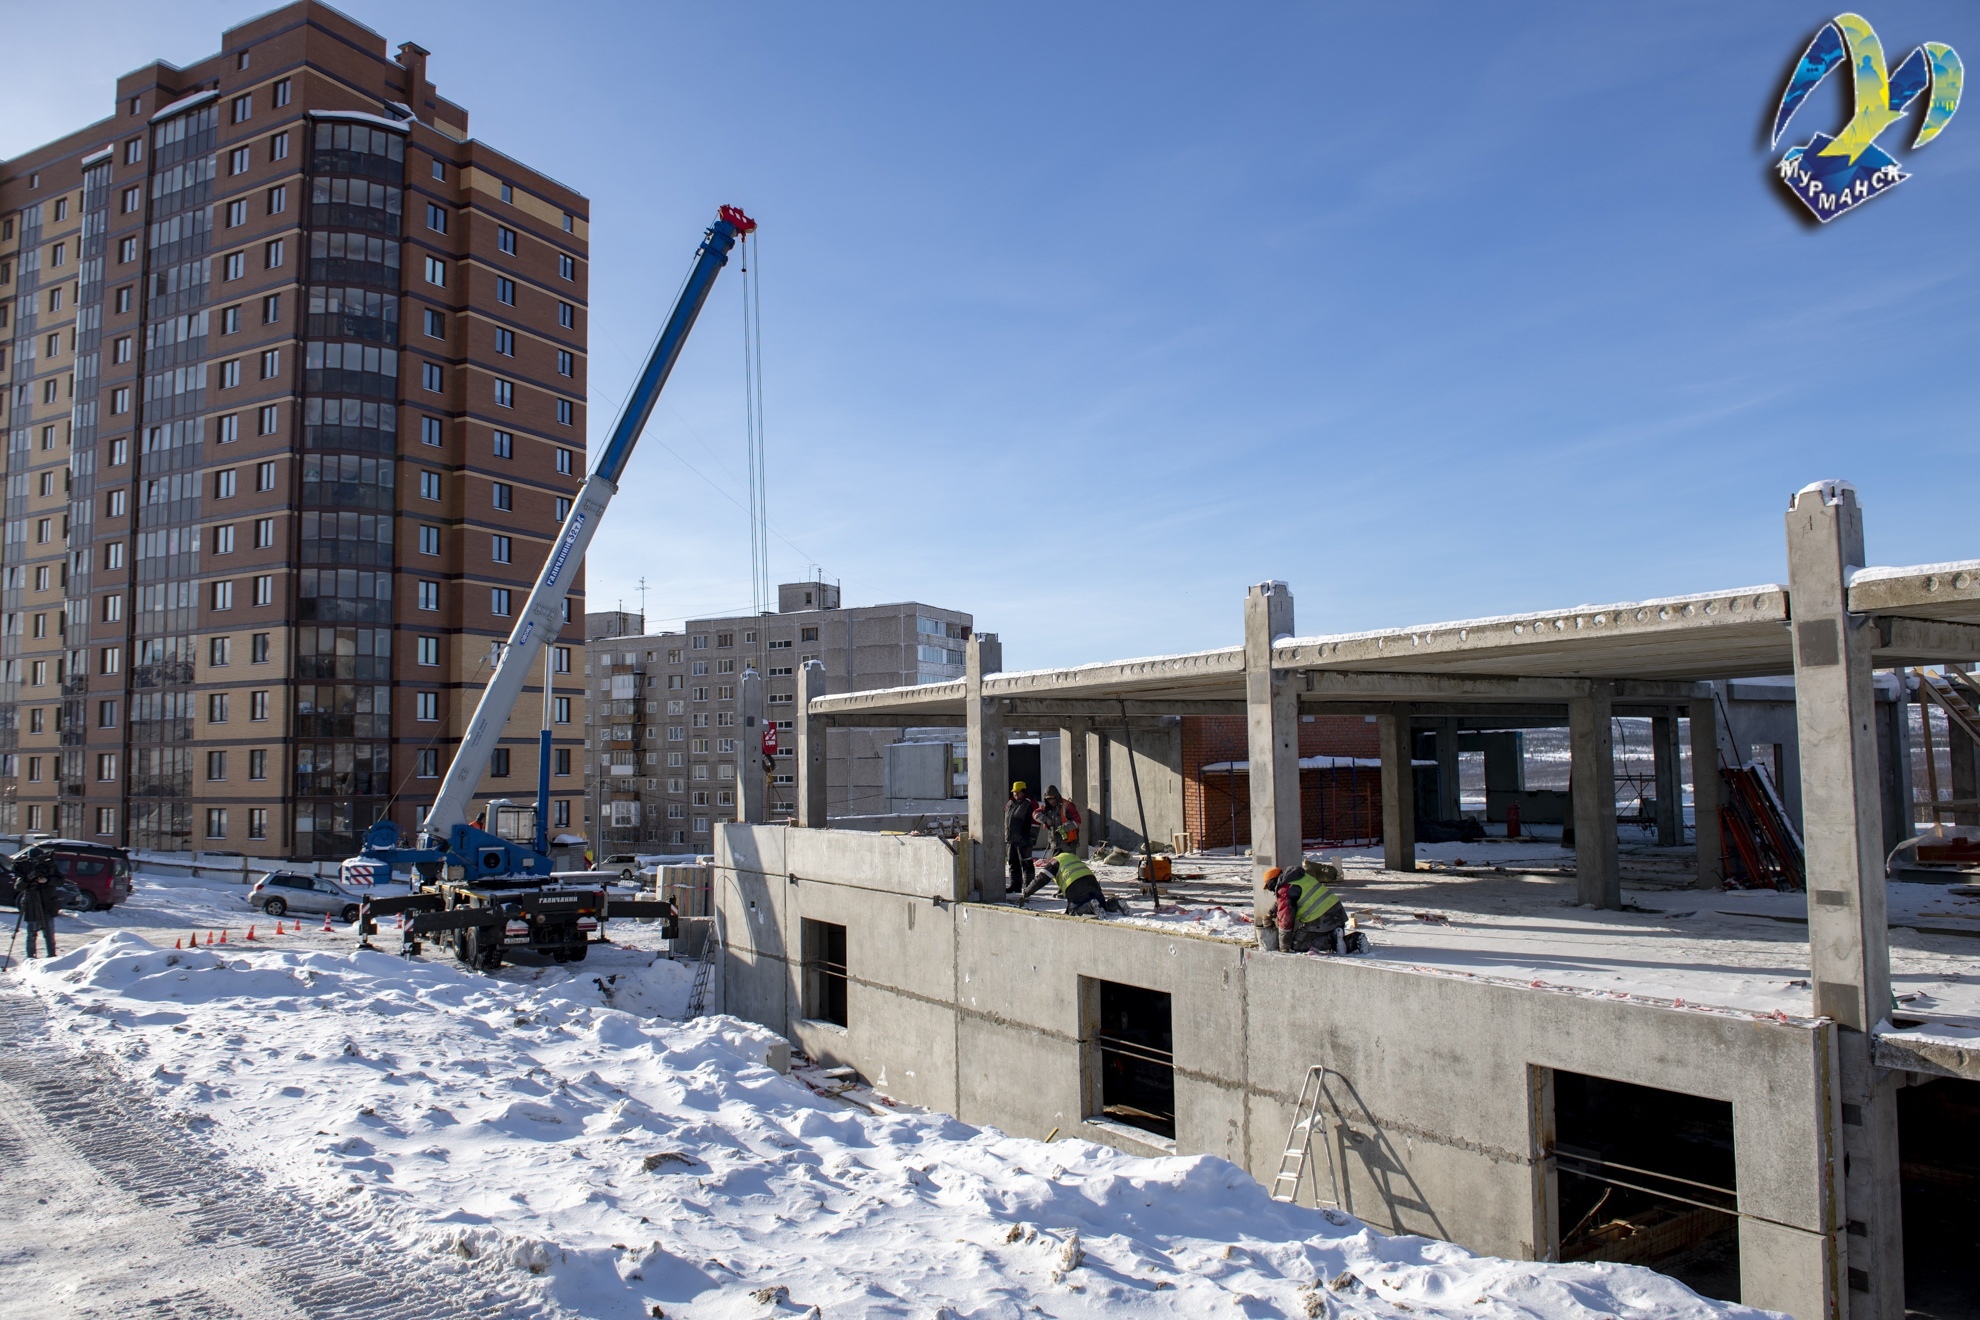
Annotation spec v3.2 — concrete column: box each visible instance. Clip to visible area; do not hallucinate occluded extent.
[795,660,829,828]
[1784,479,1902,1320]
[1568,684,1620,908]
[1059,719,1091,857]
[738,666,767,824]
[1651,713,1680,846]
[1378,707,1415,872]
[1689,697,1724,889]
[1244,582,1299,943]
[1435,717,1461,822]
[964,634,1005,902]
[1084,727,1108,848]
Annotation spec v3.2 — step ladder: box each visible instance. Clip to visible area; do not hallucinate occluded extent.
[1270,1065,1329,1204]
[684,923,720,1019]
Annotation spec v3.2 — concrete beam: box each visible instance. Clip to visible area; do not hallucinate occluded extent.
[1652,714,1680,846]
[817,714,968,729]
[738,666,767,825]
[965,634,1006,903]
[1007,698,1245,717]
[1848,558,1980,619]
[1379,707,1415,872]
[1246,583,1300,944]
[1568,683,1620,909]
[1690,696,1724,889]
[1784,479,1901,1319]
[1872,614,1980,664]
[1305,671,1595,701]
[797,660,829,828]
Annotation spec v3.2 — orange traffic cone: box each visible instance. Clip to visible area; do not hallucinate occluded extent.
[205,931,214,946]
[174,938,182,950]
[322,911,332,933]
[246,925,256,941]
[219,930,228,945]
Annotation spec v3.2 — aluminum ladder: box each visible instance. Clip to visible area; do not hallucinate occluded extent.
[1270,1064,1328,1204]
[683,924,719,1019]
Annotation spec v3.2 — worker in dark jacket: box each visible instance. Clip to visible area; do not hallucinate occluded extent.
[1005,782,1038,893]
[1264,859,1353,954]
[1033,786,1083,854]
[1024,850,1120,916]
[14,848,60,959]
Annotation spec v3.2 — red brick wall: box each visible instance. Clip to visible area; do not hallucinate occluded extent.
[1182,715,1385,849]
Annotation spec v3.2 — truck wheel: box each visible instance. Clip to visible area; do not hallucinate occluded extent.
[454,931,474,965]
[465,926,503,971]
[567,941,588,963]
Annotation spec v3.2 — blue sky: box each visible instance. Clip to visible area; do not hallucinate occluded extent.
[7,2,1976,669]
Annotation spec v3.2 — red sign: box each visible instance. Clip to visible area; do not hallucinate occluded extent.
[762,726,779,756]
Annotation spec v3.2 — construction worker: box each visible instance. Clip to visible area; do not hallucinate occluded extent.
[1034,786,1082,853]
[1024,849,1120,916]
[1005,782,1039,893]
[1264,859,1353,954]
[13,848,60,959]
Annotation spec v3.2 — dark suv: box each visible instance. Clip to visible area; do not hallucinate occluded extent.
[1,841,133,913]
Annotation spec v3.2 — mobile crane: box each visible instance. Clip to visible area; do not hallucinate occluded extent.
[353,206,757,969]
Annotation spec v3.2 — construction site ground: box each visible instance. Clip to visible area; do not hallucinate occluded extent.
[1058,837,1980,1026]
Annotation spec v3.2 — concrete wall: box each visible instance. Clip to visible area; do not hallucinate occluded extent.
[716,823,1842,1319]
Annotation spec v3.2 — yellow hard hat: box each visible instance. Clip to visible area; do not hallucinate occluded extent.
[1012,781,1027,793]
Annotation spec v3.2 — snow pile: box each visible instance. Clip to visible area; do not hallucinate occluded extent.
[18,933,1778,1319]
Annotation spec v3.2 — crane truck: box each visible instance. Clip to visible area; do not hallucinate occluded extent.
[351,206,757,970]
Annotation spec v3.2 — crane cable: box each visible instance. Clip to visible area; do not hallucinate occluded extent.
[741,230,770,618]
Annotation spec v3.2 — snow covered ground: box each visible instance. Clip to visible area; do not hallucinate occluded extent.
[9,868,1783,1320]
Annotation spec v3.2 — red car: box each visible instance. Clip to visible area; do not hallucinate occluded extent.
[3,841,134,913]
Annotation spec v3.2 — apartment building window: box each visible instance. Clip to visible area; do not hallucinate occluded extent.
[222,306,243,336]
[219,413,240,443]
[264,239,284,270]
[494,379,514,408]
[95,754,117,783]
[556,350,573,377]
[554,498,570,522]
[262,293,281,323]
[420,471,441,500]
[496,277,515,305]
[227,199,248,228]
[253,576,273,607]
[270,131,289,161]
[556,447,573,475]
[209,636,230,666]
[212,581,234,611]
[559,253,576,280]
[492,430,513,459]
[255,460,276,491]
[424,255,447,287]
[558,301,574,328]
[491,535,512,564]
[426,203,447,233]
[98,700,118,729]
[418,581,439,610]
[206,809,228,840]
[99,594,122,624]
[668,726,684,742]
[117,236,138,264]
[220,359,242,389]
[208,693,230,722]
[416,692,439,721]
[421,416,443,446]
[248,809,267,841]
[555,749,572,775]
[423,309,444,339]
[100,647,121,675]
[491,482,512,511]
[494,327,515,357]
[418,525,439,555]
[250,691,268,721]
[267,184,286,215]
[491,588,512,616]
[490,748,511,777]
[231,93,252,123]
[498,225,516,254]
[557,399,573,426]
[801,626,820,642]
[121,185,142,214]
[431,160,445,181]
[214,524,236,554]
[105,488,127,517]
[553,646,571,672]
[554,697,571,724]
[422,362,443,392]
[124,137,142,164]
[273,77,291,107]
[251,633,270,663]
[206,751,226,781]
[223,252,245,282]
[416,749,439,778]
[229,147,251,175]
[253,518,275,549]
[110,438,130,467]
[248,749,267,780]
[95,808,117,836]
[500,182,514,203]
[259,349,280,380]
[258,405,279,436]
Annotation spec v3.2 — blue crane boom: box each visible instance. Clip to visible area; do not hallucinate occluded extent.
[356,206,756,883]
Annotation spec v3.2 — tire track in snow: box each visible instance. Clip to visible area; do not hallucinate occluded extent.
[0,991,535,1320]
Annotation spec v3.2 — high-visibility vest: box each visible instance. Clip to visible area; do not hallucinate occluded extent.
[1290,871,1341,925]
[1052,853,1096,895]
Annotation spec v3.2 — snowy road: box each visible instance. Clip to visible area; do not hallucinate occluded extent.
[0,990,538,1320]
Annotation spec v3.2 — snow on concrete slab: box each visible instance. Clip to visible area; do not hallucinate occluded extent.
[13,931,1780,1320]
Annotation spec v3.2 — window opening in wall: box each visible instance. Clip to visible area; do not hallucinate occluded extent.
[801,919,848,1027]
[1898,1076,1980,1318]
[1548,1070,1738,1303]
[1089,979,1175,1140]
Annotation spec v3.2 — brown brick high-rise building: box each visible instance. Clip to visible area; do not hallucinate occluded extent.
[0,2,589,858]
